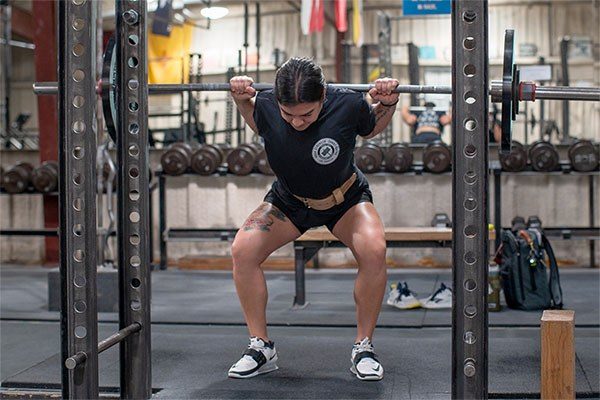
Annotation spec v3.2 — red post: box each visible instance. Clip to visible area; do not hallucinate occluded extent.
[32,1,59,264]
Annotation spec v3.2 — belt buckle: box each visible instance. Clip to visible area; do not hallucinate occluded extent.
[302,198,311,209]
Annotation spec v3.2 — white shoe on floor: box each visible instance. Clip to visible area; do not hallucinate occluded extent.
[420,283,453,309]
[228,337,278,379]
[386,282,422,310]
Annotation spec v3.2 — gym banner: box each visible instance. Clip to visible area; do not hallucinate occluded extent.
[148,24,193,84]
[403,0,451,16]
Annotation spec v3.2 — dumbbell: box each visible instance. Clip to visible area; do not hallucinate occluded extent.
[255,148,274,175]
[227,142,264,176]
[384,143,413,173]
[528,140,559,172]
[32,161,59,193]
[190,144,226,176]
[355,142,384,173]
[423,141,451,173]
[499,140,527,172]
[2,162,34,193]
[431,212,452,228]
[568,139,599,172]
[160,142,194,176]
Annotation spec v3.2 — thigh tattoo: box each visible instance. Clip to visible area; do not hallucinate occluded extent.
[242,204,287,232]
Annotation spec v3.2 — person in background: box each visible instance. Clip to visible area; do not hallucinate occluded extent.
[401,102,451,144]
[489,105,502,144]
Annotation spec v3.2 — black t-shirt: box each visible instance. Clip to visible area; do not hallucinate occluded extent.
[253,87,376,199]
[414,109,444,133]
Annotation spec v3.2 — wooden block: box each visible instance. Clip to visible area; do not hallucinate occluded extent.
[541,310,575,400]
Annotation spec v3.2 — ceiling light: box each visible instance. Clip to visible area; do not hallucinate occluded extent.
[200,6,229,20]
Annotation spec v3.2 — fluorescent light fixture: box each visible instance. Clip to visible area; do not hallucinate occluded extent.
[200,6,229,19]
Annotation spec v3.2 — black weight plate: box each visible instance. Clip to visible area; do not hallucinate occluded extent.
[499,140,527,172]
[227,144,258,176]
[161,143,193,176]
[529,141,559,172]
[355,143,384,173]
[256,150,274,175]
[384,143,413,173]
[32,161,59,193]
[501,29,515,155]
[101,35,117,142]
[3,163,34,194]
[423,141,451,173]
[191,145,222,175]
[568,140,599,172]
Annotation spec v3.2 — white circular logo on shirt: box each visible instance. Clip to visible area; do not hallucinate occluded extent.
[312,138,340,165]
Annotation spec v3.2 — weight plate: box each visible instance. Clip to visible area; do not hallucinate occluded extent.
[32,161,59,193]
[568,140,599,172]
[529,140,559,172]
[191,144,223,175]
[423,141,451,173]
[256,149,274,175]
[101,35,117,142]
[384,143,413,173]
[499,140,527,172]
[355,143,384,173]
[501,29,515,155]
[227,144,259,176]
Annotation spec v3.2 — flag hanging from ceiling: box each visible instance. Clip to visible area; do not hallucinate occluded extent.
[148,24,193,84]
[352,0,363,47]
[312,0,325,33]
[334,0,348,32]
[300,0,312,35]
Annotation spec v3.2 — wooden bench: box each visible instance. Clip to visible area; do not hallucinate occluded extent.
[292,227,495,307]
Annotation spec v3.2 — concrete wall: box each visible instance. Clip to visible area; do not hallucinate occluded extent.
[1,149,598,266]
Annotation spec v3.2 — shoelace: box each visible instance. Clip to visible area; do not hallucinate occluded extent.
[401,283,414,297]
[248,338,269,352]
[353,338,374,354]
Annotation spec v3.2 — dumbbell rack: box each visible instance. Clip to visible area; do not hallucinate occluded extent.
[157,141,599,269]
[0,189,59,237]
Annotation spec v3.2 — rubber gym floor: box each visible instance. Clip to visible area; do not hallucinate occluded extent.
[0,265,598,399]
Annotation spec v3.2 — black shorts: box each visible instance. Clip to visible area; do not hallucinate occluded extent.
[264,184,373,234]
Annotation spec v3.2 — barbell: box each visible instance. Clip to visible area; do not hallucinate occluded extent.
[33,30,599,154]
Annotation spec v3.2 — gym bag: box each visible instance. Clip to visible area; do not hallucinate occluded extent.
[497,226,563,311]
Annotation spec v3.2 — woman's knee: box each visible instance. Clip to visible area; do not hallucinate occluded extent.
[231,236,264,271]
[354,231,387,266]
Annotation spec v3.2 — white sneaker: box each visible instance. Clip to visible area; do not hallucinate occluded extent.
[386,282,421,310]
[228,337,279,379]
[350,337,384,381]
[420,283,453,309]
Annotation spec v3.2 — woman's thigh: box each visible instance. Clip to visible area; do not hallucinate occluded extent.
[330,202,386,264]
[232,202,302,264]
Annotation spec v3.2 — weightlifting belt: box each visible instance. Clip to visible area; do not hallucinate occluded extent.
[293,173,357,211]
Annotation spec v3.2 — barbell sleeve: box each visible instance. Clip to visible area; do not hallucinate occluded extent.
[33,82,59,95]
[534,86,600,101]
